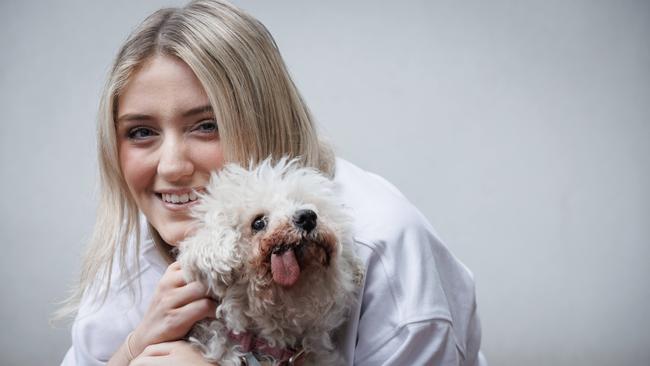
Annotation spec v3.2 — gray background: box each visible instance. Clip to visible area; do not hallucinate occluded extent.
[1,0,648,365]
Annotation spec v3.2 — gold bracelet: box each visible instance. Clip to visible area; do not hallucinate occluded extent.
[125,331,136,361]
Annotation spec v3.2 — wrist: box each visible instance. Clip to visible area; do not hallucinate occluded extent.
[128,326,148,358]
[125,332,137,361]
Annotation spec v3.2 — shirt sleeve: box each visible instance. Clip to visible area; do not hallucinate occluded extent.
[61,231,166,366]
[349,204,487,366]
[60,347,76,366]
[61,261,161,366]
[62,287,136,366]
[356,320,463,365]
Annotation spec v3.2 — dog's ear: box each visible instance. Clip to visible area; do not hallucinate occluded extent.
[178,225,243,299]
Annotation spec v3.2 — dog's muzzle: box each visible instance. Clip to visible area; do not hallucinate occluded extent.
[271,209,318,287]
[262,210,335,288]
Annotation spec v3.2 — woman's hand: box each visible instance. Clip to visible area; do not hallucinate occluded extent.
[130,341,215,366]
[130,261,217,357]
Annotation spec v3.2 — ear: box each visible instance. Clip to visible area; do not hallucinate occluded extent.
[178,225,243,299]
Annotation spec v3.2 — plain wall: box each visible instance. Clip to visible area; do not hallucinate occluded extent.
[0,0,648,365]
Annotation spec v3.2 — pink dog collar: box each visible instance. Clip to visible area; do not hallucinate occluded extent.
[229,331,306,366]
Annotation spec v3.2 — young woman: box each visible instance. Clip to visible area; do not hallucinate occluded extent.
[60,1,487,365]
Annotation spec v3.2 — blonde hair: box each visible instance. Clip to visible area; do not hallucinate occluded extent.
[57,0,334,319]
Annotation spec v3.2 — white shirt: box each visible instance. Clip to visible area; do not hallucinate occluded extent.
[62,158,487,365]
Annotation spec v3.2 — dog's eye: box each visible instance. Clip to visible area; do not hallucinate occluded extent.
[251,215,267,232]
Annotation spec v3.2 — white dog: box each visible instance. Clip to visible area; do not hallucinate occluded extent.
[178,158,363,366]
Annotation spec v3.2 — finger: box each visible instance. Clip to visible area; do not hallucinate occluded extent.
[139,341,184,357]
[168,261,181,271]
[177,298,218,325]
[130,356,158,366]
[160,267,187,290]
[169,281,210,307]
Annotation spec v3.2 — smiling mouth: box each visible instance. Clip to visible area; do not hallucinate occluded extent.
[156,192,200,205]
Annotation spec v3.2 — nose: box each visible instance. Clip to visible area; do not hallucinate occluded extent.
[293,209,317,233]
[157,135,194,182]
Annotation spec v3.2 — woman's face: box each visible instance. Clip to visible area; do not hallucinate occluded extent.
[116,55,224,245]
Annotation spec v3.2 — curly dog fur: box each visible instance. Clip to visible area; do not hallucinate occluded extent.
[178,158,363,365]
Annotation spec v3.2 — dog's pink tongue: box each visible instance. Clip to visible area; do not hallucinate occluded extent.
[271,249,300,287]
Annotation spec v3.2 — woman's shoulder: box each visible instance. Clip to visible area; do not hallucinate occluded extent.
[333,158,481,362]
[333,157,476,299]
[333,157,441,245]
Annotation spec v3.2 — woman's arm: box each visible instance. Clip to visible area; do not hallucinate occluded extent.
[130,341,215,366]
[107,262,216,366]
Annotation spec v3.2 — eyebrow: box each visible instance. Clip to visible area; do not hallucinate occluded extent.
[116,105,214,124]
[182,105,214,118]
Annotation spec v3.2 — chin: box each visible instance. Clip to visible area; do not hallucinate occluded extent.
[156,221,194,247]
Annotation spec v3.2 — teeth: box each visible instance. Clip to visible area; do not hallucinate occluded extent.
[161,192,200,204]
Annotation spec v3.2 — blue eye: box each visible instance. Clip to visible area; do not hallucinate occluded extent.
[127,127,156,140]
[194,120,218,133]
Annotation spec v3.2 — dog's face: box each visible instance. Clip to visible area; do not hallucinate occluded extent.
[242,199,338,288]
[179,158,351,299]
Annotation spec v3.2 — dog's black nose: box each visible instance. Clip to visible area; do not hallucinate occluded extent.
[293,209,317,233]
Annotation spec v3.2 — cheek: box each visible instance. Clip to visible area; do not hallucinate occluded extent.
[190,140,225,173]
[118,143,155,196]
